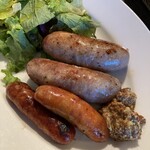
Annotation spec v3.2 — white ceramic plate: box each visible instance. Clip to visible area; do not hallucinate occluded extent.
[0,0,150,149]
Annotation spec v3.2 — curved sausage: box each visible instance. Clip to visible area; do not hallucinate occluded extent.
[26,58,121,104]
[6,82,75,145]
[43,31,129,72]
[34,85,109,142]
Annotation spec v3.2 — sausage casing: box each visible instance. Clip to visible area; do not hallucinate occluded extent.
[26,58,121,104]
[34,85,109,142]
[43,31,129,72]
[6,82,75,144]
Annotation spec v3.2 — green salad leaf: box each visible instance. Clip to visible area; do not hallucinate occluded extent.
[0,0,21,20]
[45,0,84,15]
[1,69,20,86]
[57,13,97,37]
[20,0,55,32]
[5,17,36,72]
[20,0,98,36]
[0,17,36,85]
[17,0,29,8]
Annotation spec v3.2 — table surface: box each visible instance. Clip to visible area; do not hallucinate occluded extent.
[124,0,150,30]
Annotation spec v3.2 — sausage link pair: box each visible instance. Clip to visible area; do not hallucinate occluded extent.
[34,85,109,142]
[43,31,129,72]
[6,82,75,144]
[26,58,121,104]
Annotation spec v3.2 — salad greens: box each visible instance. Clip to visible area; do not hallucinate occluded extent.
[0,0,21,20]
[0,0,99,85]
[20,0,55,33]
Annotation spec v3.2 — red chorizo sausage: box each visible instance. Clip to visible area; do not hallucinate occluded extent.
[34,85,109,142]
[6,82,75,144]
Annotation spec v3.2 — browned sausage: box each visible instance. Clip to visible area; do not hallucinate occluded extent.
[43,31,129,72]
[6,82,75,144]
[34,85,109,142]
[26,58,121,104]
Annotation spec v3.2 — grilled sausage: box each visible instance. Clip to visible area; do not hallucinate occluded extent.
[26,58,121,104]
[34,85,109,142]
[43,31,129,72]
[6,82,75,145]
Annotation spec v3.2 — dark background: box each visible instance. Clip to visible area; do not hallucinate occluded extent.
[124,0,150,30]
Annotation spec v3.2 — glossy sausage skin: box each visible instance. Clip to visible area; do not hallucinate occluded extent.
[34,85,109,142]
[43,31,129,72]
[26,58,121,104]
[6,82,75,144]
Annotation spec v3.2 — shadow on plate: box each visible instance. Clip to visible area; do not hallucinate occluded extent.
[108,66,128,85]
[110,138,139,150]
[0,54,7,62]
[57,129,139,150]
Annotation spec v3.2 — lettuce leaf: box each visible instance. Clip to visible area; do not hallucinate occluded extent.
[5,17,36,71]
[20,0,55,32]
[0,40,9,56]
[0,0,21,20]
[46,0,98,37]
[45,0,84,15]
[1,17,36,85]
[17,0,30,8]
[56,13,97,37]
[0,0,17,11]
[20,0,98,37]
[1,69,20,86]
